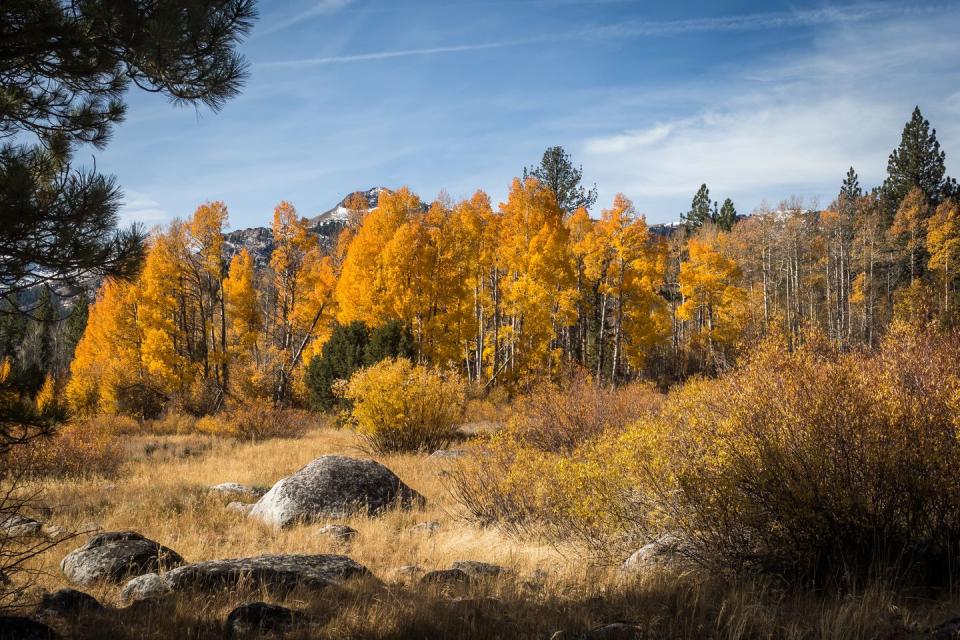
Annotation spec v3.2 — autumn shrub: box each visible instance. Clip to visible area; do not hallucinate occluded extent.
[195,405,308,441]
[644,324,960,583]
[341,358,465,453]
[452,377,662,553]
[6,417,126,478]
[454,324,960,583]
[508,375,662,454]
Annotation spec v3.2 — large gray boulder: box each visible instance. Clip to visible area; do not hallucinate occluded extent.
[60,531,183,586]
[165,553,372,593]
[248,456,424,528]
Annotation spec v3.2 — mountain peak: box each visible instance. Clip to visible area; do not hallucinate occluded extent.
[307,186,391,228]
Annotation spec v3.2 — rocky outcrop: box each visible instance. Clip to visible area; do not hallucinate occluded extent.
[165,553,371,593]
[60,531,183,586]
[249,456,424,528]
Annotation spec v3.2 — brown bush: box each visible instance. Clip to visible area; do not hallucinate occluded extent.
[453,324,960,584]
[508,376,663,454]
[6,416,126,478]
[195,404,310,441]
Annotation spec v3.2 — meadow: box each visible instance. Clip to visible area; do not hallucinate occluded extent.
[8,378,960,640]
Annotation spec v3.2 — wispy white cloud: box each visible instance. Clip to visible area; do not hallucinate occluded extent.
[119,190,169,227]
[257,40,526,67]
[259,4,931,67]
[580,9,960,217]
[254,0,356,38]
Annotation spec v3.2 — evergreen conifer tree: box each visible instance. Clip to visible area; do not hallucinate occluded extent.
[879,107,953,224]
[683,184,713,231]
[715,198,737,231]
[523,146,598,214]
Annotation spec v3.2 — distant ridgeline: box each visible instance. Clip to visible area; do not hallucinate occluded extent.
[224,187,390,267]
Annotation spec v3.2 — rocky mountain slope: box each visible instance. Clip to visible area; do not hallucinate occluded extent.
[223,187,389,266]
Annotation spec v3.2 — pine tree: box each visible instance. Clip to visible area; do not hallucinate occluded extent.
[523,146,598,214]
[304,321,370,410]
[1,0,256,313]
[683,184,713,231]
[880,107,952,223]
[840,167,863,202]
[715,198,738,231]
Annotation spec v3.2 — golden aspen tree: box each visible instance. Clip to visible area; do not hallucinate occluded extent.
[446,192,491,377]
[495,177,576,384]
[600,195,670,376]
[186,201,229,390]
[224,249,261,356]
[926,199,960,317]
[268,201,334,402]
[889,187,929,284]
[222,248,265,399]
[294,252,338,368]
[336,187,423,325]
[66,278,142,416]
[138,224,197,400]
[566,206,601,368]
[677,234,746,369]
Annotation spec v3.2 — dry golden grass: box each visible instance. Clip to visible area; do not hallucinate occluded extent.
[6,420,960,639]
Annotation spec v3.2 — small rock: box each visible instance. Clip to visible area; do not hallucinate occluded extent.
[60,531,184,586]
[37,589,103,617]
[396,564,422,575]
[621,534,686,572]
[420,568,470,585]
[317,524,357,542]
[429,449,466,459]
[0,616,59,640]
[209,483,267,498]
[224,602,306,638]
[450,560,510,578]
[41,524,71,541]
[226,502,255,514]
[120,573,173,604]
[0,514,43,538]
[410,521,440,534]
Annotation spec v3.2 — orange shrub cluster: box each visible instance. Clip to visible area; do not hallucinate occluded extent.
[455,324,960,583]
[6,417,126,478]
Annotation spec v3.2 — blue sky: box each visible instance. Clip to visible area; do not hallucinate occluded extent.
[102,0,960,229]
